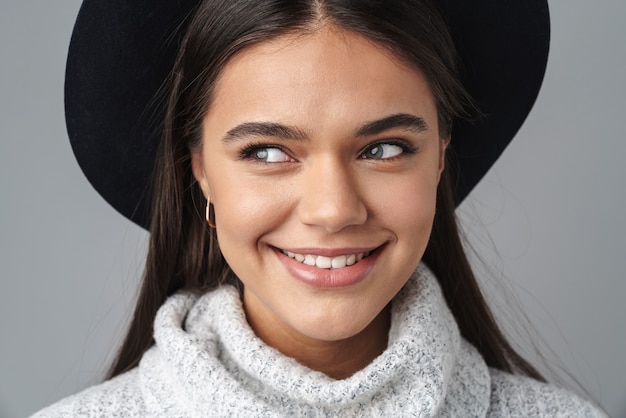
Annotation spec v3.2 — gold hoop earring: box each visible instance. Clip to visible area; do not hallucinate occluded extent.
[205,199,216,228]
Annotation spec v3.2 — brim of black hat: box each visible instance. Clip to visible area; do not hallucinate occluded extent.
[65,0,550,230]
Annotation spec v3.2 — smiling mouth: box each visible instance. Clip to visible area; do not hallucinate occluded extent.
[278,248,376,269]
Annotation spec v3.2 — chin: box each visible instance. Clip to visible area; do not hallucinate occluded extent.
[289,304,387,343]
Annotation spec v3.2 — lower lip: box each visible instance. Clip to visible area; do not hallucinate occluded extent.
[275,248,381,289]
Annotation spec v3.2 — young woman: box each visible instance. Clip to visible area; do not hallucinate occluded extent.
[34,0,605,416]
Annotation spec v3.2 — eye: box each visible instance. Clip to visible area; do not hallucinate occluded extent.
[241,145,294,163]
[361,142,406,160]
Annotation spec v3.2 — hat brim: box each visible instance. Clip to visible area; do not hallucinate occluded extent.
[65,0,550,230]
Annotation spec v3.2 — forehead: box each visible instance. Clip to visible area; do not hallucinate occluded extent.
[220,25,413,77]
[206,25,437,134]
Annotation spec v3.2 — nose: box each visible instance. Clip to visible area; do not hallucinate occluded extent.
[297,157,368,232]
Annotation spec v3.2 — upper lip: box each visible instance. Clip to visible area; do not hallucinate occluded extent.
[272,245,384,257]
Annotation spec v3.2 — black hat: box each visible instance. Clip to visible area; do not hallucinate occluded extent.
[65,0,550,230]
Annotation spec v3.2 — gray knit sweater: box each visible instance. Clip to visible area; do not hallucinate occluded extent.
[33,264,605,417]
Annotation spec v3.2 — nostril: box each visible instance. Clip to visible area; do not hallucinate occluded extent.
[297,194,368,231]
[296,163,368,230]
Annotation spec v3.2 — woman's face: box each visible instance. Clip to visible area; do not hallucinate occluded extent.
[192,26,446,346]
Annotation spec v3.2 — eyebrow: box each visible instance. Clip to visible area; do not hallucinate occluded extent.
[355,113,428,137]
[222,122,308,143]
[221,113,428,143]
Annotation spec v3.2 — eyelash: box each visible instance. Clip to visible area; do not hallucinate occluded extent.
[238,142,291,162]
[237,138,418,162]
[359,138,418,160]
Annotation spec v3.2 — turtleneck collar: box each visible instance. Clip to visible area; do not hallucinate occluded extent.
[139,263,491,417]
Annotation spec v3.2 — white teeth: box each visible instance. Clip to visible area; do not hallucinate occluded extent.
[282,250,372,269]
[316,256,332,269]
[331,255,347,269]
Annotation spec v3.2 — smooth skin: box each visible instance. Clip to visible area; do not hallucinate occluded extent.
[192,25,448,379]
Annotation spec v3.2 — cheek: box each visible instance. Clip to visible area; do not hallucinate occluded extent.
[209,173,292,246]
[370,171,438,224]
[369,171,439,260]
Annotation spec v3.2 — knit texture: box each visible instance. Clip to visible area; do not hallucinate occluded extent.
[32,264,605,417]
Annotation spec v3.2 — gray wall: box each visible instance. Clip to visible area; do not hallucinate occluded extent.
[1,1,624,417]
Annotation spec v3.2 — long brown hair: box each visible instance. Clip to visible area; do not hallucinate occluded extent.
[108,0,543,381]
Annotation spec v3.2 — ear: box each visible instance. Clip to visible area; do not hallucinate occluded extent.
[191,151,211,200]
[438,136,451,180]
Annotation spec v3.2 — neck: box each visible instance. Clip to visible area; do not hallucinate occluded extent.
[246,302,391,380]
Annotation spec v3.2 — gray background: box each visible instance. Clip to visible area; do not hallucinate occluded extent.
[1,0,624,417]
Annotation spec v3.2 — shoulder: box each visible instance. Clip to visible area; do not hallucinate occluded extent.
[487,368,607,417]
[30,368,145,418]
